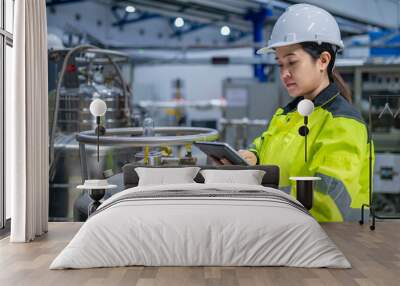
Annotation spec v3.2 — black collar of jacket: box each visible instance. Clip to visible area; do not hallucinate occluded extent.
[282,82,339,115]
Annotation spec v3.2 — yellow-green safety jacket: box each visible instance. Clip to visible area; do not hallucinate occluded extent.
[249,83,373,222]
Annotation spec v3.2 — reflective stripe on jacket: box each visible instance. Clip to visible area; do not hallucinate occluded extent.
[249,83,373,222]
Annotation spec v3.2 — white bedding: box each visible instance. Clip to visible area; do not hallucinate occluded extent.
[50,183,351,269]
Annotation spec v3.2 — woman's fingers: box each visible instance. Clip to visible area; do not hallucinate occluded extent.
[238,150,257,165]
[209,151,254,166]
[220,158,233,165]
[209,155,223,165]
[209,155,233,165]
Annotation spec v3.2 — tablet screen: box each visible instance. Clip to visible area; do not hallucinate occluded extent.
[194,142,249,165]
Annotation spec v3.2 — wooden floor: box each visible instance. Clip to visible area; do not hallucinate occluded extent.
[0,222,399,286]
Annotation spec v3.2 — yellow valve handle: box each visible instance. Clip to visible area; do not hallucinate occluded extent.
[144,145,150,165]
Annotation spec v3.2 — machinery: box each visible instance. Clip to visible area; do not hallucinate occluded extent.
[48,47,133,133]
[221,77,286,149]
[73,126,218,221]
[337,64,400,214]
[374,153,400,213]
[48,46,136,221]
[48,46,220,221]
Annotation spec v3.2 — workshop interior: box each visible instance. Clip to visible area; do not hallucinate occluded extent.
[43,0,400,223]
[2,0,400,284]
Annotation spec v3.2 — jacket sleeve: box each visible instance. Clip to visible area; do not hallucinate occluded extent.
[308,117,369,221]
[247,108,283,160]
[248,134,264,160]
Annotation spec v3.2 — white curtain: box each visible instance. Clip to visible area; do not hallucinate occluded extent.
[7,0,49,242]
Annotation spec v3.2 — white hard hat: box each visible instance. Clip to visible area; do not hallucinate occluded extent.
[257,4,344,54]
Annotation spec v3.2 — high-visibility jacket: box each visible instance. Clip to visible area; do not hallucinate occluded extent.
[249,83,373,222]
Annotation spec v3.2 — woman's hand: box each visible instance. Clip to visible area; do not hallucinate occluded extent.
[209,155,232,165]
[238,150,257,165]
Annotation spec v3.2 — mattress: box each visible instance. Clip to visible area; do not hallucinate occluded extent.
[50,183,351,269]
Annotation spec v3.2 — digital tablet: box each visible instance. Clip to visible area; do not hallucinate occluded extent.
[194,142,249,166]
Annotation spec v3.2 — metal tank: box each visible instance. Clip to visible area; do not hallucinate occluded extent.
[50,134,140,221]
[48,46,137,221]
[49,46,219,222]
[57,85,128,132]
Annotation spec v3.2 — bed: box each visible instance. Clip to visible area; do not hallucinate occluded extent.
[50,164,351,269]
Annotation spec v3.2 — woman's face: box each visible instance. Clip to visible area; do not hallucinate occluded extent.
[275,44,326,98]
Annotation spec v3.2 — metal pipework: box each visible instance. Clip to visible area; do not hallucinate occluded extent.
[219,118,269,127]
[49,45,132,172]
[76,127,219,147]
[76,127,219,180]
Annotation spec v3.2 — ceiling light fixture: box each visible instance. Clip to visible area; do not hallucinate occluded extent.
[174,17,185,28]
[220,25,231,36]
[125,5,136,13]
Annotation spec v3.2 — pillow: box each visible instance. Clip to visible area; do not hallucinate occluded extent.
[200,169,266,185]
[135,167,201,186]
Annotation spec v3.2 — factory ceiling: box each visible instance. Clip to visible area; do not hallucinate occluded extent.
[46,0,400,52]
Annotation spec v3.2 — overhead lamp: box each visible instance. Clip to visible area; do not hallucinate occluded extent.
[289,99,320,211]
[297,99,314,162]
[174,17,184,28]
[220,25,231,36]
[125,5,136,13]
[89,98,107,162]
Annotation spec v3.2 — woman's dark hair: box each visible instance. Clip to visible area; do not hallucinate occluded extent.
[300,42,352,103]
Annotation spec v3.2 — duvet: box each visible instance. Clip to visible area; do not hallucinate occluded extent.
[50,183,351,269]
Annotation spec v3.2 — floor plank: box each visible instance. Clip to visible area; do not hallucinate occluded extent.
[0,222,399,286]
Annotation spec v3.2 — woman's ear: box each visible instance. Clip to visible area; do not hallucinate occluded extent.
[319,51,331,71]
